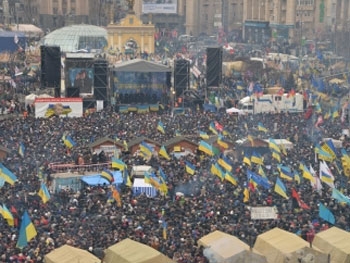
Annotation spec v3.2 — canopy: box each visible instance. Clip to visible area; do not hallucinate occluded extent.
[81,171,123,186]
[198,230,267,263]
[132,178,157,197]
[313,227,350,263]
[103,238,175,263]
[25,93,53,106]
[254,228,327,263]
[44,245,100,263]
[113,59,171,73]
[226,107,245,115]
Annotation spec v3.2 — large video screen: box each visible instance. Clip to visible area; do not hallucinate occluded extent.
[68,68,94,96]
[142,0,177,14]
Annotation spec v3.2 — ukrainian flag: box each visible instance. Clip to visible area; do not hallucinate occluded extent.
[269,138,281,153]
[185,161,196,175]
[111,157,126,170]
[144,171,151,184]
[198,140,213,156]
[251,151,263,165]
[211,163,224,181]
[19,142,25,158]
[159,167,167,182]
[38,183,51,204]
[243,153,251,166]
[149,104,159,112]
[225,172,238,186]
[119,105,129,113]
[278,165,294,181]
[157,121,165,134]
[140,141,153,157]
[218,155,232,172]
[159,177,168,195]
[175,130,182,137]
[0,204,14,226]
[0,163,18,185]
[217,135,229,149]
[63,135,76,149]
[159,145,170,160]
[209,122,218,135]
[101,169,114,184]
[137,105,150,113]
[199,131,209,139]
[272,150,281,162]
[299,162,316,183]
[258,122,267,133]
[16,211,37,249]
[243,187,250,203]
[274,177,288,199]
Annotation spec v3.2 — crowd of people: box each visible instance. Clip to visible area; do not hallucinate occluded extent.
[0,103,350,262]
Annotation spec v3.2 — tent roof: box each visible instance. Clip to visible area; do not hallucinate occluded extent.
[44,245,100,263]
[113,59,172,73]
[198,231,266,263]
[104,238,175,263]
[254,228,327,263]
[313,227,350,263]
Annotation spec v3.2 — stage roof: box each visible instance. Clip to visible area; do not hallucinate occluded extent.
[113,59,171,73]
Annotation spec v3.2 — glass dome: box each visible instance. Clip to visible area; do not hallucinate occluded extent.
[42,24,107,53]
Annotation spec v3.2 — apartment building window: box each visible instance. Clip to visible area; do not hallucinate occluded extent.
[297,0,314,5]
[53,7,58,15]
[71,8,76,15]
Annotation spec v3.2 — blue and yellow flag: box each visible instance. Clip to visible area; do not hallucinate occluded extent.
[157,121,165,134]
[63,135,76,149]
[218,155,232,172]
[159,145,170,160]
[198,140,213,156]
[251,151,263,165]
[217,135,229,149]
[16,211,37,249]
[199,131,209,139]
[38,183,51,204]
[140,141,153,157]
[224,172,238,186]
[243,187,250,203]
[185,161,196,175]
[111,157,126,171]
[0,204,14,226]
[274,177,288,199]
[209,122,218,135]
[268,138,281,153]
[19,142,25,158]
[243,153,251,166]
[0,163,18,185]
[278,165,294,181]
[211,163,224,181]
[257,122,267,133]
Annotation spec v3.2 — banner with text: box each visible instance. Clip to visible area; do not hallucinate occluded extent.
[34,98,83,118]
[142,0,177,14]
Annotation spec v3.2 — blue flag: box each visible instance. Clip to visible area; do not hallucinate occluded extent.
[318,202,335,224]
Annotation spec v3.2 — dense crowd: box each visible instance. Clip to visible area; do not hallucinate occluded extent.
[0,105,350,263]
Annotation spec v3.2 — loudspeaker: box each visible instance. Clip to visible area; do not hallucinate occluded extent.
[206,47,222,87]
[94,87,107,100]
[66,87,79,98]
[41,46,61,96]
[94,60,108,87]
[174,59,190,97]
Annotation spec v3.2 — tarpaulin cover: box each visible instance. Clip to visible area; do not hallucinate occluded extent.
[81,171,123,185]
[103,238,175,263]
[44,245,100,263]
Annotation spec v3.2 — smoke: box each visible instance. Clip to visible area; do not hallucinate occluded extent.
[174,178,204,197]
[203,247,223,263]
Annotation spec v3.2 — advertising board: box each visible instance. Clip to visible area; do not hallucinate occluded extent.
[142,0,177,14]
[34,98,83,118]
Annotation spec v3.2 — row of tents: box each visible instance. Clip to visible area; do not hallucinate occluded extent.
[43,227,350,263]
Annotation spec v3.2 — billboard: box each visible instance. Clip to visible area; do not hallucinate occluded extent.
[34,98,83,118]
[142,0,177,14]
[68,68,94,96]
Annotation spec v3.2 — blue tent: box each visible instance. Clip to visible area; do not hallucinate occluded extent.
[81,171,123,186]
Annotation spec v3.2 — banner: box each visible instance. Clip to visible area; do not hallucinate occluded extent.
[34,98,83,118]
[142,0,177,14]
[248,206,278,220]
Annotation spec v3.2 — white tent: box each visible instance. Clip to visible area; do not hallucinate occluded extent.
[254,228,327,263]
[226,107,245,115]
[198,230,267,263]
[313,227,350,263]
[132,178,157,197]
[264,139,294,150]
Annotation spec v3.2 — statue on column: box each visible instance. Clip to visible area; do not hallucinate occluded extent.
[126,0,135,12]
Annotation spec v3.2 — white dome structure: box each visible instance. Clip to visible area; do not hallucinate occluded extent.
[41,24,107,53]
